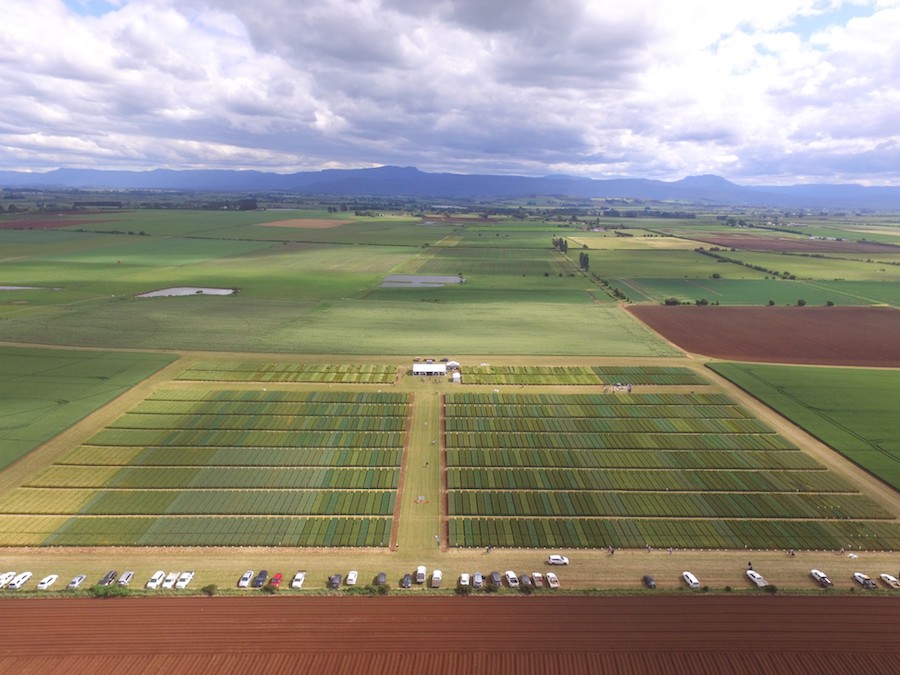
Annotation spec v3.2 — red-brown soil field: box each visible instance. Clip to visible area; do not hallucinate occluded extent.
[685,233,899,254]
[0,596,896,674]
[628,306,900,367]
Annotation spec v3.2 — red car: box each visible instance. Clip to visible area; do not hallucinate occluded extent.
[269,573,283,588]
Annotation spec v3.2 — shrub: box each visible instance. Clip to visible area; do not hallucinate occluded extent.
[201,584,217,597]
[88,584,131,599]
[797,299,807,306]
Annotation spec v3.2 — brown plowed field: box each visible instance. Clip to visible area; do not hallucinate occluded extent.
[628,306,900,366]
[0,596,896,674]
[687,233,899,254]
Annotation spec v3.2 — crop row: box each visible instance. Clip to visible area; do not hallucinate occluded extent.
[88,429,405,448]
[179,361,397,374]
[75,489,396,516]
[445,417,770,434]
[447,468,855,493]
[461,366,600,385]
[446,392,734,406]
[0,488,95,514]
[0,516,68,546]
[40,516,393,547]
[61,446,402,467]
[447,517,900,550]
[147,390,407,404]
[180,370,396,384]
[592,367,706,386]
[447,448,821,470]
[131,401,408,417]
[109,413,406,432]
[445,431,794,451]
[444,403,752,420]
[447,491,890,520]
[28,467,399,490]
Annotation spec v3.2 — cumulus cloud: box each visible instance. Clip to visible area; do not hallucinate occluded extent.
[1,0,899,183]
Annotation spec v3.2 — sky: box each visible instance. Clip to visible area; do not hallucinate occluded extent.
[2,0,899,184]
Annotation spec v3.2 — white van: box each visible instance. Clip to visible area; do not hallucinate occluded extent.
[682,571,700,589]
[415,566,426,584]
[430,570,442,588]
[146,570,166,590]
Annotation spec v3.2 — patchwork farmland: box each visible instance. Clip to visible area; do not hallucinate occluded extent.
[0,388,408,547]
[444,392,900,550]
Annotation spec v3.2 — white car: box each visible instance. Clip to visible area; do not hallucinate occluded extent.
[852,572,877,590]
[746,570,768,588]
[238,570,254,588]
[8,571,32,590]
[162,572,179,589]
[117,571,134,587]
[67,574,87,589]
[504,570,519,587]
[459,573,470,587]
[146,570,166,590]
[532,572,544,588]
[290,571,306,589]
[175,571,194,589]
[37,574,59,590]
[346,570,358,586]
[415,565,426,584]
[810,569,833,588]
[0,571,17,588]
[431,570,442,588]
[683,571,700,589]
[546,572,560,589]
[879,573,900,589]
[547,555,569,566]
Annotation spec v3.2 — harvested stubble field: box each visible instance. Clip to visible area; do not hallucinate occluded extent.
[628,306,900,366]
[0,596,896,675]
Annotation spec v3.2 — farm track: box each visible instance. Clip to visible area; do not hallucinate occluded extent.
[0,597,897,675]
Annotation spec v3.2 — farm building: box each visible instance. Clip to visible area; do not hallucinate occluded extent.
[452,371,462,383]
[413,363,447,376]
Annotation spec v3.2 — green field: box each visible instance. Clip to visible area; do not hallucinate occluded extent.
[0,347,176,470]
[444,392,900,550]
[710,363,900,491]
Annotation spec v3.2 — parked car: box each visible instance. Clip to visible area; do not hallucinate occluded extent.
[746,570,769,588]
[682,571,700,589]
[328,574,342,590]
[68,574,87,590]
[431,570,442,588]
[238,570,254,588]
[504,570,519,588]
[346,571,358,586]
[879,573,900,589]
[415,565,426,584]
[547,555,569,566]
[37,574,58,591]
[520,574,533,588]
[267,573,282,589]
[546,572,560,589]
[532,572,544,588]
[472,572,484,589]
[162,571,179,589]
[489,571,502,588]
[175,571,195,589]
[374,572,387,587]
[642,575,657,589]
[252,570,268,588]
[810,569,833,587]
[0,571,17,588]
[117,571,134,587]
[146,570,166,590]
[8,572,32,590]
[98,570,117,587]
[291,571,307,589]
[400,574,412,589]
[853,572,877,590]
[459,573,470,587]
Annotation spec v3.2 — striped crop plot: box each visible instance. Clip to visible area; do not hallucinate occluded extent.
[444,392,900,551]
[592,366,707,386]
[462,365,601,385]
[0,390,408,547]
[177,361,398,384]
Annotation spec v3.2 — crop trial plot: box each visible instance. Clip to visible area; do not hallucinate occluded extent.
[444,392,900,550]
[0,390,408,547]
[177,361,398,384]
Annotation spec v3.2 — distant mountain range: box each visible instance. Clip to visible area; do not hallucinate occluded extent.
[2,166,900,209]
